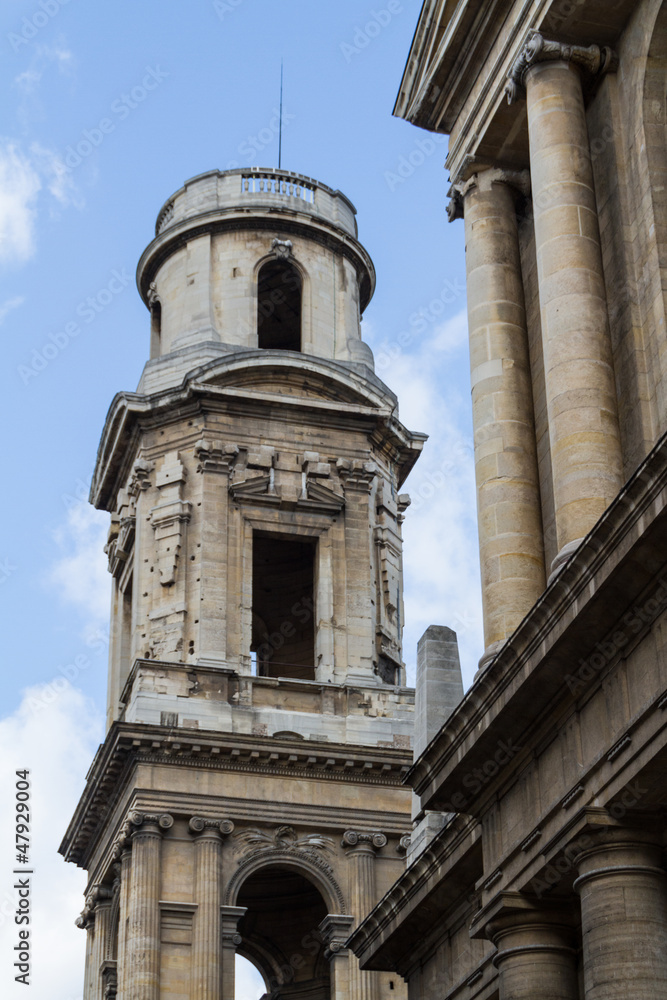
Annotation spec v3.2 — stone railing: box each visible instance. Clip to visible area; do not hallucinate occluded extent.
[153,168,357,239]
[240,170,315,203]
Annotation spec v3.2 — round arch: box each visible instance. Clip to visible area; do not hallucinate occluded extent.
[251,249,312,353]
[224,848,347,913]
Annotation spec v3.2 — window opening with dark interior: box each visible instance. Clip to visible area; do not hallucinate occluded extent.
[257,259,302,351]
[251,533,315,680]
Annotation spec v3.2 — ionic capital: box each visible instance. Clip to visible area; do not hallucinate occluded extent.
[506,30,618,105]
[188,816,235,837]
[128,811,174,841]
[448,167,531,221]
[75,884,114,929]
[341,830,387,852]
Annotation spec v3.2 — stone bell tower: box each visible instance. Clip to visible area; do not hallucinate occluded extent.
[60,167,425,1000]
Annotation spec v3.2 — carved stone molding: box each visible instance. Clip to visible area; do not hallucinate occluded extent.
[225,847,346,911]
[337,458,377,493]
[128,457,154,496]
[341,830,387,851]
[188,816,235,836]
[397,834,412,855]
[319,914,355,959]
[233,824,334,856]
[151,453,191,586]
[147,281,161,308]
[194,438,239,474]
[75,884,114,929]
[506,30,618,105]
[271,237,293,259]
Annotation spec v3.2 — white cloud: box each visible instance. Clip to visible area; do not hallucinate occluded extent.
[0,296,25,325]
[49,502,111,641]
[236,956,266,1000]
[0,142,42,264]
[0,684,103,1000]
[369,308,484,689]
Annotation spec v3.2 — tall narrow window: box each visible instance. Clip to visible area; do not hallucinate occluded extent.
[251,533,315,680]
[149,301,162,359]
[257,259,302,351]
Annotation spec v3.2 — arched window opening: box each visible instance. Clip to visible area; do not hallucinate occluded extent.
[257,259,302,351]
[251,533,315,681]
[236,866,330,1000]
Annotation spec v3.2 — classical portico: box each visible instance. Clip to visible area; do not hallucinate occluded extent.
[350,2,667,998]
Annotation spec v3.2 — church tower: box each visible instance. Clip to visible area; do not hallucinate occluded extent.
[60,167,425,1000]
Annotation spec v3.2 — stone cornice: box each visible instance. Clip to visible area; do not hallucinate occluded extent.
[59,722,413,870]
[89,354,425,511]
[409,429,667,814]
[505,29,618,104]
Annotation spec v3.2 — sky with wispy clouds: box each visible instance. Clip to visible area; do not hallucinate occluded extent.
[0,2,481,997]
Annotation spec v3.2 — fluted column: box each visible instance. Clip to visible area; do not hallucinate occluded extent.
[125,811,173,1000]
[507,31,623,573]
[320,914,355,1000]
[116,848,132,1000]
[342,831,386,1000]
[189,817,235,1000]
[220,905,247,1000]
[487,908,579,999]
[90,889,114,1000]
[573,831,667,998]
[456,168,545,664]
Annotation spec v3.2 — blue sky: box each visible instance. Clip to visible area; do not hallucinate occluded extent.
[0,2,481,997]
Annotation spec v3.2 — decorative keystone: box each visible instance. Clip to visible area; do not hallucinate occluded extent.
[271,237,293,259]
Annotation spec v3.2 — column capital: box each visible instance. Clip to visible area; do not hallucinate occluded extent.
[75,883,114,929]
[506,29,618,105]
[128,810,174,841]
[448,167,531,221]
[188,816,235,838]
[341,830,387,852]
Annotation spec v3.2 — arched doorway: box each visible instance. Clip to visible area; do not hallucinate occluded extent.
[236,865,330,999]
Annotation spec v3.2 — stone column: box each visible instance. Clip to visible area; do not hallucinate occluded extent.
[319,914,355,1000]
[125,812,173,1000]
[507,32,622,573]
[573,831,667,998]
[456,168,545,662]
[116,848,132,1000]
[90,889,114,1000]
[220,905,247,1000]
[486,908,579,999]
[342,831,386,1000]
[189,817,235,1000]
